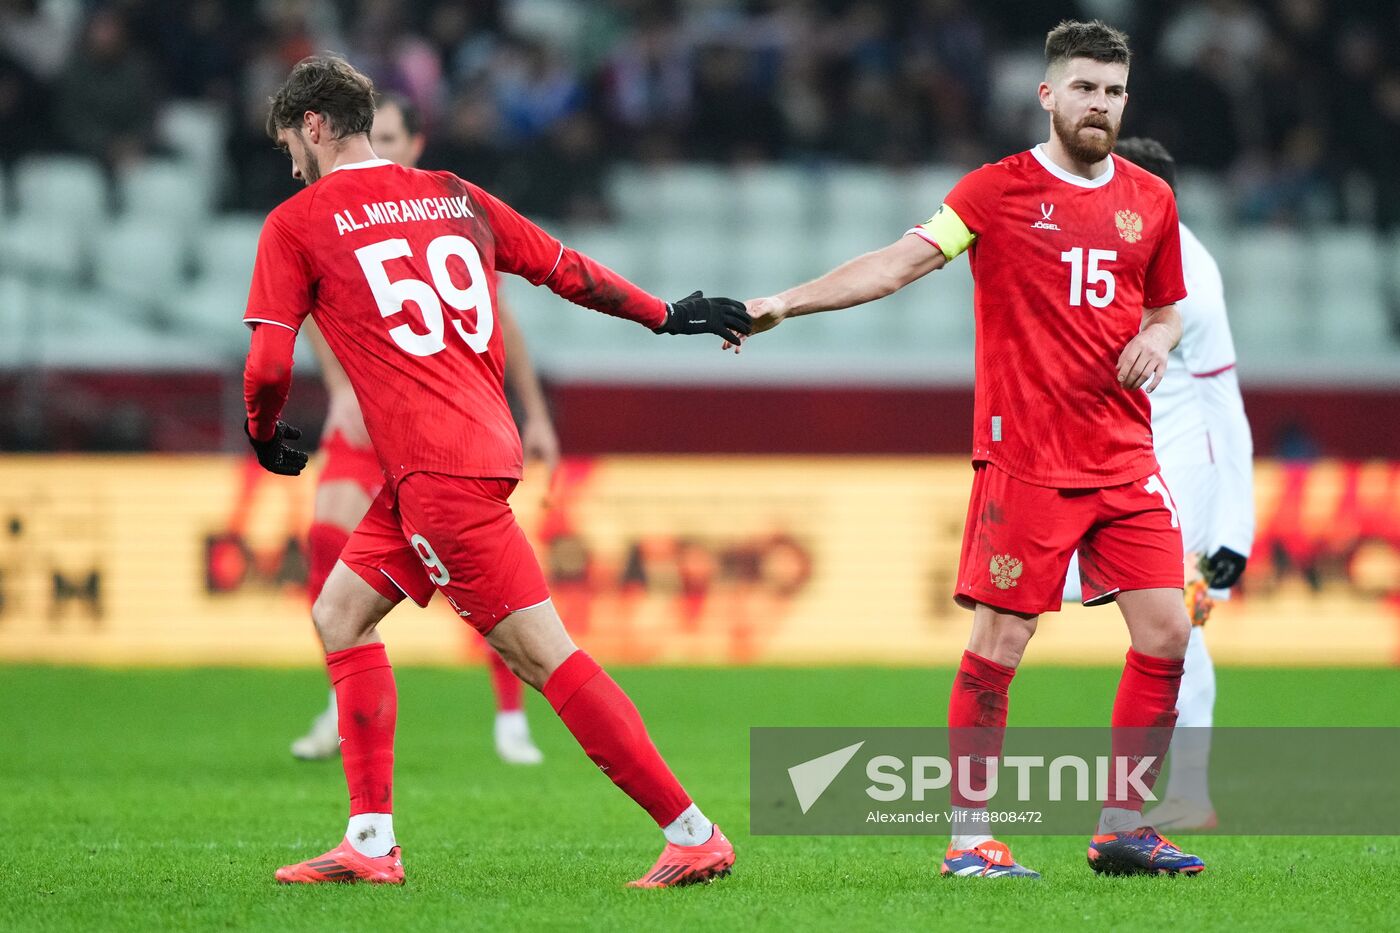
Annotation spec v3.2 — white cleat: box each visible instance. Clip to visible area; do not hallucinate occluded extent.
[290,703,341,761]
[1144,797,1218,831]
[494,711,543,766]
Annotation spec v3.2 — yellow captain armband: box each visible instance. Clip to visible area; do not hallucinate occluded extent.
[910,203,975,261]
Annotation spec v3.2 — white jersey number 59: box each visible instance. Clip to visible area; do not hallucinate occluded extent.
[354,234,494,357]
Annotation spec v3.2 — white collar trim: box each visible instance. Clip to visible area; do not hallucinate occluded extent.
[1030,144,1115,189]
[329,158,393,174]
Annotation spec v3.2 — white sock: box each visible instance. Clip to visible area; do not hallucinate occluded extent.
[662,803,714,847]
[324,688,337,721]
[494,709,528,737]
[1164,627,1215,804]
[950,807,992,850]
[346,813,395,857]
[1097,807,1144,834]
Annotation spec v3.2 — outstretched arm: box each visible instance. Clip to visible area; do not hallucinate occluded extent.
[744,234,947,337]
[472,181,748,342]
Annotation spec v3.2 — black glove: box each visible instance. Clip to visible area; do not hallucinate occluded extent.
[654,291,752,343]
[1200,547,1247,589]
[244,419,309,476]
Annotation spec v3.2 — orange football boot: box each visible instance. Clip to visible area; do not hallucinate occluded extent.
[628,825,735,888]
[275,837,404,885]
[1185,578,1214,627]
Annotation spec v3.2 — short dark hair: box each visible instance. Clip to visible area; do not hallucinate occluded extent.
[1045,19,1131,73]
[1114,137,1176,191]
[374,92,422,138]
[266,54,376,140]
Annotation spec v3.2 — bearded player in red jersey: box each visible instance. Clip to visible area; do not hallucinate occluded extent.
[243,55,748,887]
[291,95,552,766]
[742,21,1203,878]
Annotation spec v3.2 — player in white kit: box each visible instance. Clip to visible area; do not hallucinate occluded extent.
[1063,137,1254,829]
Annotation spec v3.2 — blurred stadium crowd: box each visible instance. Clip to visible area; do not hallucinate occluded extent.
[2,0,1399,229]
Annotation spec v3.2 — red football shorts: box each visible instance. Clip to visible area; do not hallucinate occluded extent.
[955,462,1184,615]
[318,430,385,499]
[339,472,551,635]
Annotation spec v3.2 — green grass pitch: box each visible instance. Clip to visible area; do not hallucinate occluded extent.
[3,664,1396,931]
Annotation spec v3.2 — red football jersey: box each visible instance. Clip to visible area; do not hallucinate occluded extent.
[909,146,1187,488]
[245,159,666,487]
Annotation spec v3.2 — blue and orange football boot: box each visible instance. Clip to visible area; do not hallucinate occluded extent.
[941,840,1041,878]
[275,837,405,884]
[628,825,734,888]
[1087,826,1204,876]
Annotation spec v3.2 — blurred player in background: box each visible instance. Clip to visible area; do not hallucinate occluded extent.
[244,55,750,886]
[292,94,557,766]
[741,21,1205,878]
[1061,137,1255,830]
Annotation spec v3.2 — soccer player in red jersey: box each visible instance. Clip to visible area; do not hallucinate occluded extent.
[244,55,748,887]
[291,95,554,767]
[741,21,1203,877]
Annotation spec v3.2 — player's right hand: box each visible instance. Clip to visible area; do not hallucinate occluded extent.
[654,291,752,345]
[722,296,787,352]
[244,419,309,476]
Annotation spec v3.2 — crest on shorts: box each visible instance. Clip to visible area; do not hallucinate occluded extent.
[989,554,1024,590]
[1115,209,1143,243]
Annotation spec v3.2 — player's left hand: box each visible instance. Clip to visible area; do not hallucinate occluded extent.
[244,419,309,476]
[520,415,562,506]
[1200,546,1247,589]
[1116,327,1172,392]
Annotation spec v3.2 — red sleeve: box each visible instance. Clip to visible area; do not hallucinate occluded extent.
[940,163,1012,235]
[243,322,296,441]
[1143,192,1187,309]
[471,183,667,328]
[244,204,314,333]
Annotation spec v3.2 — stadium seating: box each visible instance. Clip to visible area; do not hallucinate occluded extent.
[94,218,188,311]
[197,214,264,286]
[1313,229,1391,355]
[1222,229,1307,353]
[155,101,229,189]
[1,153,1395,378]
[14,155,109,227]
[823,167,905,234]
[119,160,213,231]
[0,213,87,281]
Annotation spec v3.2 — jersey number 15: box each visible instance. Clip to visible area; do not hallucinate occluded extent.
[1060,247,1117,309]
[355,235,494,357]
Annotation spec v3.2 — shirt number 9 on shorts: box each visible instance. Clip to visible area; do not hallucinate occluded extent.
[410,533,451,584]
[355,235,495,357]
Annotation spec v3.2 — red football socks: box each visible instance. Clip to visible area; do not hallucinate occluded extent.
[488,650,523,713]
[326,643,397,816]
[1107,647,1184,810]
[543,650,691,826]
[948,650,1017,808]
[306,522,351,605]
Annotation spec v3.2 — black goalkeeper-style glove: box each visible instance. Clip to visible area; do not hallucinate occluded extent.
[1200,547,1247,589]
[244,419,309,476]
[654,291,753,344]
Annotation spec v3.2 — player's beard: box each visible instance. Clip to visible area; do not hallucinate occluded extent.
[294,135,322,185]
[1052,108,1118,164]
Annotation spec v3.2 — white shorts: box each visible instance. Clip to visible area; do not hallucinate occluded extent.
[1157,458,1217,556]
